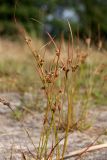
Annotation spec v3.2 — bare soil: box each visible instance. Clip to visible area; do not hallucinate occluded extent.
[0,92,107,160]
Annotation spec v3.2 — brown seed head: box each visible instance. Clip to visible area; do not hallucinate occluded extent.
[58,104,62,111]
[51,104,57,112]
[45,73,53,83]
[25,37,31,44]
[54,71,59,78]
[39,59,44,66]
[56,49,60,56]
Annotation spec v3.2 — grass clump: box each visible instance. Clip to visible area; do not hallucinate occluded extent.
[1,27,107,159]
[21,25,106,159]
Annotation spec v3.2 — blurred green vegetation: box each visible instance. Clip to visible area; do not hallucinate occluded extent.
[0,58,39,92]
[0,0,107,39]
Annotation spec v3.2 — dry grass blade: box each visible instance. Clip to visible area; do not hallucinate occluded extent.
[47,32,58,51]
[67,20,74,55]
[23,128,37,154]
[75,133,103,160]
[52,133,104,160]
[52,143,107,160]
[26,146,36,159]
[46,136,65,160]
[30,18,44,25]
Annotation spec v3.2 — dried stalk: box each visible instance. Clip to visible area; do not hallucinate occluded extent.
[53,143,107,160]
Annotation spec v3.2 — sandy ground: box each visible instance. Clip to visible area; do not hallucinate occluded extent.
[0,92,107,159]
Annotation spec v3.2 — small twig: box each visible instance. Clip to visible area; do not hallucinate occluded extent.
[75,133,101,160]
[26,146,36,159]
[52,143,107,160]
[23,127,37,154]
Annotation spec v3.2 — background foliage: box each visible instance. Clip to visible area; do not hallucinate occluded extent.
[0,0,107,39]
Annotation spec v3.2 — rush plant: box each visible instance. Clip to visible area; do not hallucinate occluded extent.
[21,22,93,159]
